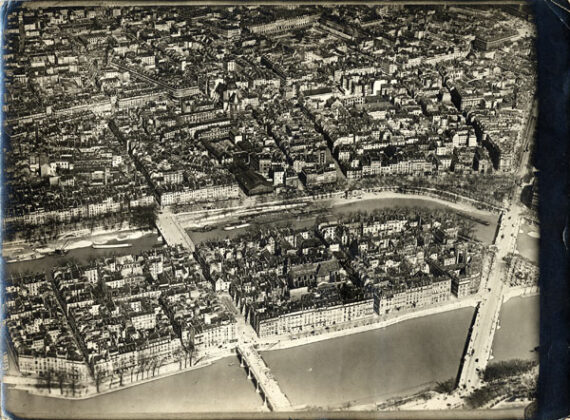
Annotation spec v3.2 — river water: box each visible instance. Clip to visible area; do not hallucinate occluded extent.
[3,197,505,416]
[516,223,539,265]
[4,357,264,418]
[6,296,535,416]
[188,197,499,245]
[5,307,476,416]
[491,295,540,363]
[5,233,162,276]
[261,307,475,409]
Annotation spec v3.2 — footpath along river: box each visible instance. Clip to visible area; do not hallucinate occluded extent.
[4,197,516,417]
[188,197,499,245]
[5,297,538,416]
[5,233,161,275]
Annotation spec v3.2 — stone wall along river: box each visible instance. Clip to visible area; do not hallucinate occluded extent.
[262,307,475,410]
[4,357,263,419]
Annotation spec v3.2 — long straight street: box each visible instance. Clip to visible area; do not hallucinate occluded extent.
[456,131,533,392]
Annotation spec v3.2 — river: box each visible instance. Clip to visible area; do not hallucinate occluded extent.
[516,223,539,265]
[491,295,540,363]
[261,307,475,409]
[3,196,500,415]
[5,233,162,276]
[188,197,499,246]
[5,307,476,416]
[4,357,263,418]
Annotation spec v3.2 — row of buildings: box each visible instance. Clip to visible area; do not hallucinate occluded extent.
[4,246,237,382]
[196,209,483,337]
[3,6,535,231]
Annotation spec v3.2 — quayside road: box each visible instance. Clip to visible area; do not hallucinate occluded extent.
[456,132,532,393]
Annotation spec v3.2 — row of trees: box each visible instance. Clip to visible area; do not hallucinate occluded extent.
[92,344,195,393]
[354,173,513,208]
[6,204,158,244]
[93,355,166,393]
[36,342,195,395]
[465,359,538,408]
[37,367,82,396]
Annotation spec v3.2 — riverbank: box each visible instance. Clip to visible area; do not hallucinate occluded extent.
[330,191,496,218]
[4,356,264,418]
[6,295,479,402]
[503,286,539,303]
[184,194,499,247]
[5,232,162,276]
[3,227,156,262]
[3,228,156,262]
[5,297,498,416]
[262,307,476,410]
[176,189,497,229]
[3,347,234,401]
[491,294,540,364]
[258,295,479,352]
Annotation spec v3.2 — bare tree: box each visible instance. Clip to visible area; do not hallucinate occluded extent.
[173,347,184,370]
[153,357,167,377]
[150,357,159,377]
[128,363,136,383]
[94,365,107,393]
[69,368,80,397]
[39,369,55,394]
[115,361,126,387]
[56,370,67,395]
[137,355,148,380]
[183,343,194,368]
[146,356,156,378]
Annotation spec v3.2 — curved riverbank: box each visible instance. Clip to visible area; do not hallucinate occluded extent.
[5,232,161,275]
[330,190,498,217]
[186,194,499,246]
[5,305,479,416]
[7,287,530,415]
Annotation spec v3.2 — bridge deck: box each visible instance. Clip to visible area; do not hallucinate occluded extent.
[457,281,505,391]
[156,210,195,251]
[237,345,292,411]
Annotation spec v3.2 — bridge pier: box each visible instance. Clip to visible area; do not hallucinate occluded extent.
[236,344,292,411]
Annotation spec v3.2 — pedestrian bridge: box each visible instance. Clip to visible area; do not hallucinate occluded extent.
[236,345,292,411]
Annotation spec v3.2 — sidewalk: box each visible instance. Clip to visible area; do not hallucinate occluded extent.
[258,296,479,352]
[4,349,234,400]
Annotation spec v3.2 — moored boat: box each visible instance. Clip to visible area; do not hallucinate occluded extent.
[92,243,132,249]
[223,222,250,231]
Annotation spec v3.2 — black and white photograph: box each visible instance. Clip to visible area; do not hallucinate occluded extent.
[1,1,561,418]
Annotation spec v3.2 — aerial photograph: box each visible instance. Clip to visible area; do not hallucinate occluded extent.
[1,3,540,418]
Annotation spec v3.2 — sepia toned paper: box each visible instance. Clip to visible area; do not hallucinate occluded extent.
[1,1,554,419]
